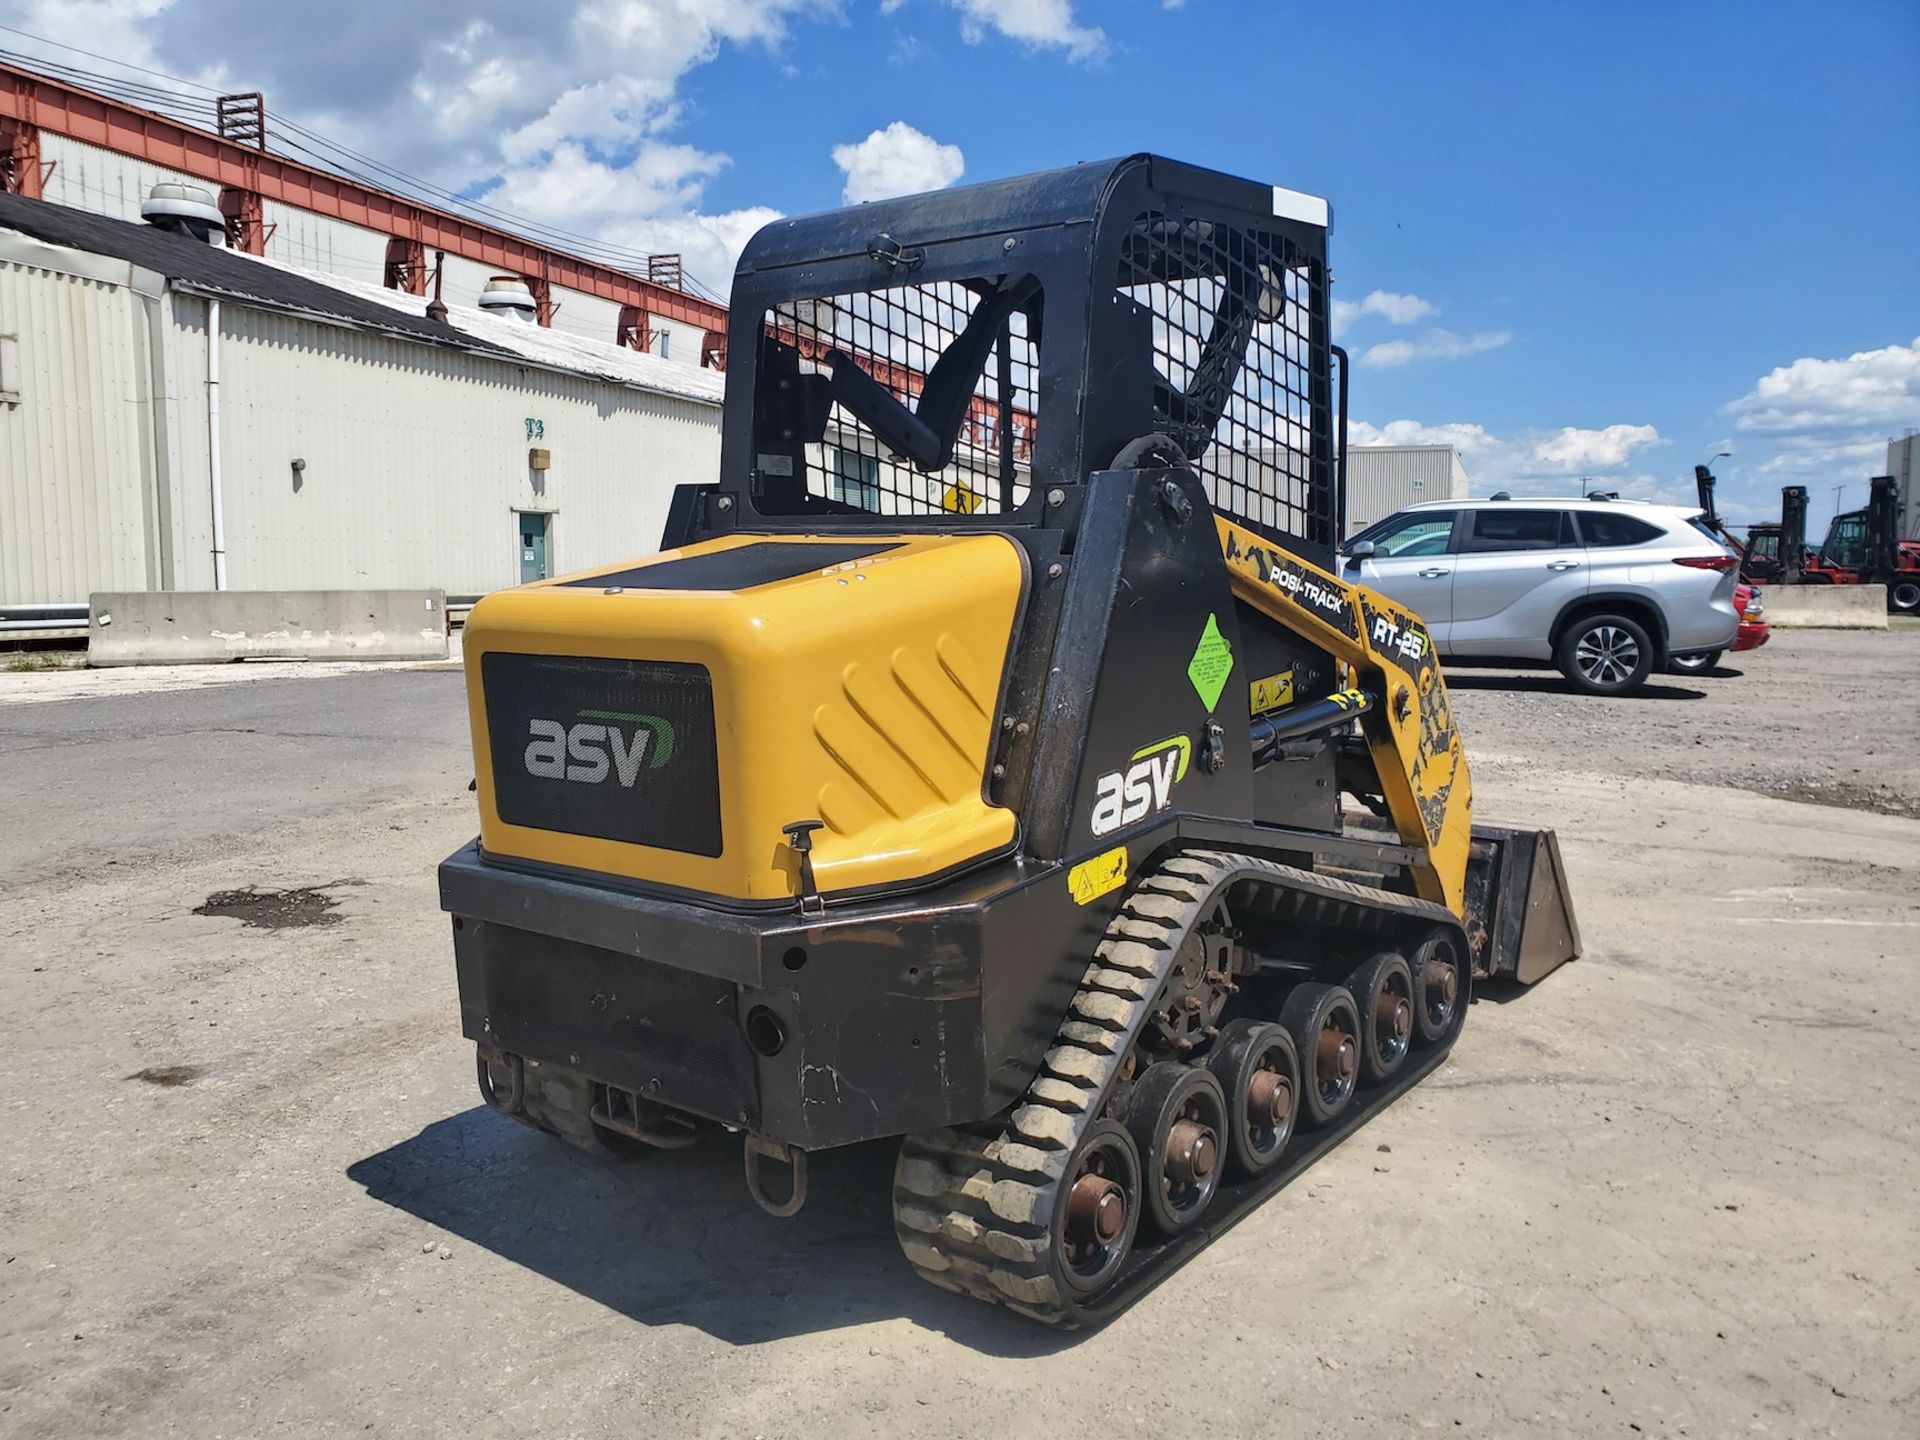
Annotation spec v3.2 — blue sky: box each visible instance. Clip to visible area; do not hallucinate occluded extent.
[701,1,1920,526]
[6,0,1917,525]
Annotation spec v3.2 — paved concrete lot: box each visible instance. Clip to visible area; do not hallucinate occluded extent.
[2,630,1916,1439]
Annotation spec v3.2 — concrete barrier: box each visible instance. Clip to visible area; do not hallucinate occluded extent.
[88,591,449,665]
[1754,583,1888,629]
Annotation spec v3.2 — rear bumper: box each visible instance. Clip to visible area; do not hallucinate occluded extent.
[439,840,1099,1153]
[1733,621,1770,653]
[1667,602,1740,654]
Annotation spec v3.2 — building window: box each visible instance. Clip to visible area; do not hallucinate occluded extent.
[826,447,879,509]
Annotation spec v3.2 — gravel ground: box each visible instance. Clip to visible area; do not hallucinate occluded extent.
[1,626,1915,1439]
[1445,622,1920,819]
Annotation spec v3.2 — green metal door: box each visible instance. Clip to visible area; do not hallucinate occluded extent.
[518,513,549,584]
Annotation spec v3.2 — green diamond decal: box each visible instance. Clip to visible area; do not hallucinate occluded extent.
[1187,613,1233,713]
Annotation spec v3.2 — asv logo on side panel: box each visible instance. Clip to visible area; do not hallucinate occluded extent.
[524,716,671,787]
[1089,736,1191,837]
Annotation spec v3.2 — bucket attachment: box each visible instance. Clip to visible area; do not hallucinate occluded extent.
[1462,826,1581,985]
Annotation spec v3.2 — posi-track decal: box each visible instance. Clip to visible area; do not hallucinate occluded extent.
[1221,530,1361,640]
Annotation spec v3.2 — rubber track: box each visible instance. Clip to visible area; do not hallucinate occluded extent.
[890,848,1459,1326]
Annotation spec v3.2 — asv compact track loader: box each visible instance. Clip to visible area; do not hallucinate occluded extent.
[441,154,1580,1326]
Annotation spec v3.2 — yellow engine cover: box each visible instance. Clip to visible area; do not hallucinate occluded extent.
[463,532,1026,902]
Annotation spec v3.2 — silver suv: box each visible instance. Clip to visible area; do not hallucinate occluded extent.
[1340,496,1741,694]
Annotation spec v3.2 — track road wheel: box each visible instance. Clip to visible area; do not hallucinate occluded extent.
[1125,1063,1227,1237]
[1556,613,1654,695]
[1345,951,1415,1085]
[1408,934,1466,1045]
[1206,1020,1299,1176]
[1279,983,1361,1128]
[1052,1119,1142,1299]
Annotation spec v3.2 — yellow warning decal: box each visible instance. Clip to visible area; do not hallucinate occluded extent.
[1249,668,1296,714]
[1067,845,1129,906]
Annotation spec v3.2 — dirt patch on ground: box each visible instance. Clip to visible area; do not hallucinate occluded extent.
[1729,775,1920,821]
[193,883,353,929]
[126,1064,206,1087]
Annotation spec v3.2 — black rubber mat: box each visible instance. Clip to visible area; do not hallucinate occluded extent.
[560,541,900,592]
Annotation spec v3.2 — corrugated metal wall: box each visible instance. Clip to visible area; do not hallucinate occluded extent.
[260,202,393,286]
[40,134,203,224]
[1346,446,1470,534]
[40,142,695,360]
[435,252,653,352]
[201,300,722,594]
[3,246,723,603]
[0,252,158,604]
[1890,434,1917,541]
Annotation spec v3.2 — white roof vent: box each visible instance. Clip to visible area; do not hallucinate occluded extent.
[478,275,537,321]
[140,182,225,243]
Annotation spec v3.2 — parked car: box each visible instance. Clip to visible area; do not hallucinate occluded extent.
[1340,495,1742,695]
[1669,582,1769,673]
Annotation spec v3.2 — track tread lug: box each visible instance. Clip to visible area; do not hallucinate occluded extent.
[1068,990,1133,1028]
[1027,1076,1095,1110]
[894,846,1467,1328]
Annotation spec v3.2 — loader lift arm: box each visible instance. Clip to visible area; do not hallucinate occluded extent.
[1215,514,1472,912]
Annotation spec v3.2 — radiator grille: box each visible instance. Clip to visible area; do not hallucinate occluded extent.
[483,652,722,856]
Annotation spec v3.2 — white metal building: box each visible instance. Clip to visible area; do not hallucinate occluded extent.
[1890,433,1917,541]
[1345,444,1471,534]
[0,191,723,608]
[33,130,715,364]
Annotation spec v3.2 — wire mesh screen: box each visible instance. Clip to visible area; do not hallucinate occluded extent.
[767,280,1037,516]
[1118,213,1331,540]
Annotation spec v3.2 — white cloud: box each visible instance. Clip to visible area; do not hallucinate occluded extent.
[1348,419,1496,455]
[1753,434,1890,478]
[1352,417,1670,496]
[948,0,1106,61]
[1333,289,1436,329]
[1532,423,1663,471]
[478,142,780,290]
[831,121,966,204]
[1719,336,1918,496]
[1,0,831,292]
[1360,328,1511,368]
[2,0,1109,292]
[1725,335,1920,434]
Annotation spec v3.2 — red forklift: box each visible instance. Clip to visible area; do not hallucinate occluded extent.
[1732,485,1808,588]
[1694,466,1803,585]
[1799,476,1920,613]
[1707,469,1919,613]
